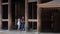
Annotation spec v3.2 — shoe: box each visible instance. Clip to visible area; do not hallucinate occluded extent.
[23,29,25,31]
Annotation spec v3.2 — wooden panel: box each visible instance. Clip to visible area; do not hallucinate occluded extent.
[41,8,52,32]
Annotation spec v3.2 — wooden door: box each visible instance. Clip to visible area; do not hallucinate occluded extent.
[41,8,60,32]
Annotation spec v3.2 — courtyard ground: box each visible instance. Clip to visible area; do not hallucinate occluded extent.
[0,30,60,34]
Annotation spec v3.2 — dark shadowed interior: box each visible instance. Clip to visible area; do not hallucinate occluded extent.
[10,0,25,29]
[41,8,60,32]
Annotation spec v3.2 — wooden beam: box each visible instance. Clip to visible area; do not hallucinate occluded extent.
[2,19,8,21]
[28,19,37,22]
[2,3,8,5]
[25,0,28,31]
[38,4,60,8]
[8,0,12,30]
[0,0,2,30]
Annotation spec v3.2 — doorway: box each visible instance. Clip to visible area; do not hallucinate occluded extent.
[10,0,25,30]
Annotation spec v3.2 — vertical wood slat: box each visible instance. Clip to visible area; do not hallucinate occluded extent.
[8,0,12,30]
[0,0,2,30]
[37,0,41,32]
[25,0,28,31]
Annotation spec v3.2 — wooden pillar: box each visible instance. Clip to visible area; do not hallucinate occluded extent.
[25,0,28,31]
[8,0,12,30]
[37,7,41,32]
[37,0,41,32]
[0,0,2,30]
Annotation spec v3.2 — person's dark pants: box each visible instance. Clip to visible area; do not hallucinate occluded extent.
[21,23,25,31]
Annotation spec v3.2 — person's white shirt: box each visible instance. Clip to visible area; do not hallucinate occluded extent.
[17,18,20,30]
[17,18,20,26]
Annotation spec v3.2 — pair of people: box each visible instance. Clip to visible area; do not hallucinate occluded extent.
[17,16,25,31]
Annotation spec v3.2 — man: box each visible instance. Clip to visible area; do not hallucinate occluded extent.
[21,17,25,31]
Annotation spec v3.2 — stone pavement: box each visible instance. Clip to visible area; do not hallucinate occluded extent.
[0,30,60,34]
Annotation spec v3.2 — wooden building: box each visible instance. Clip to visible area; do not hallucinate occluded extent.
[0,0,60,33]
[37,0,60,33]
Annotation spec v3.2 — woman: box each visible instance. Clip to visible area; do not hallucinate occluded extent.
[17,17,20,30]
